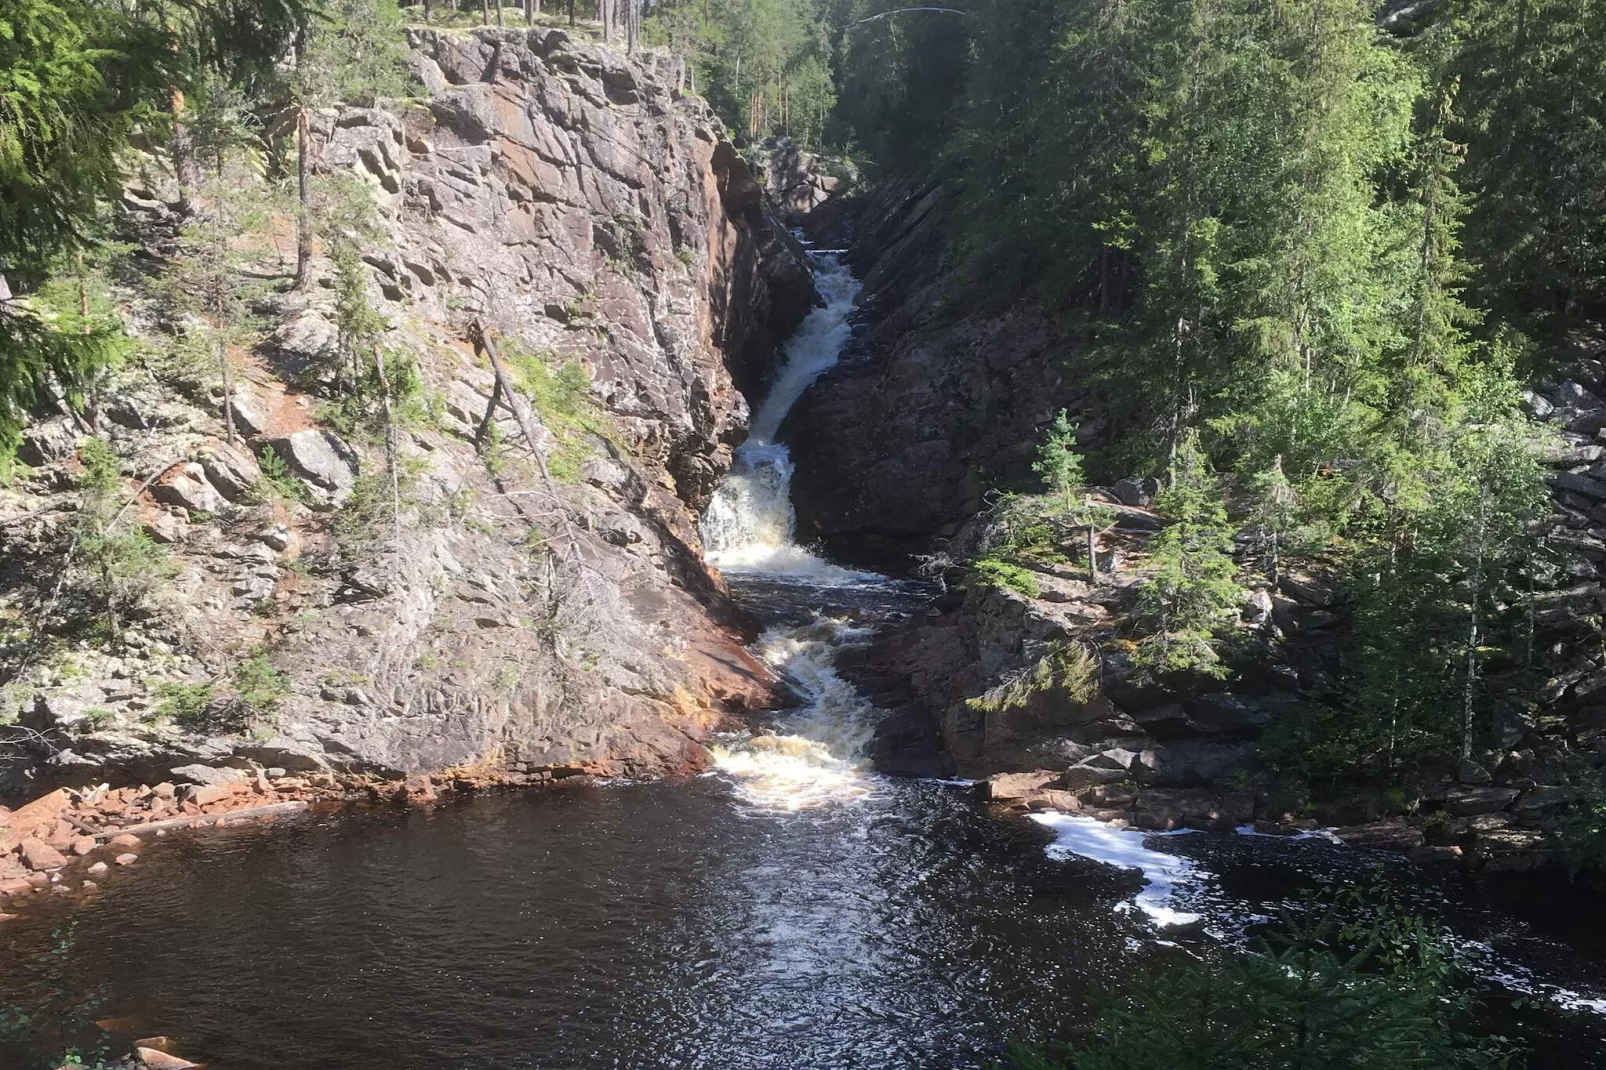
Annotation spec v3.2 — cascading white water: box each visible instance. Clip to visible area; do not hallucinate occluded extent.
[701,254,864,583]
[702,251,886,810]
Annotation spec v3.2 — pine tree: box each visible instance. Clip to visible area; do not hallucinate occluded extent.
[0,0,312,467]
[1133,432,1243,680]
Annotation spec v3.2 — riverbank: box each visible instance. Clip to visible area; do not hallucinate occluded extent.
[0,761,626,917]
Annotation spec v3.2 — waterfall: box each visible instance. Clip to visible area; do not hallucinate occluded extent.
[701,253,864,584]
[703,251,889,810]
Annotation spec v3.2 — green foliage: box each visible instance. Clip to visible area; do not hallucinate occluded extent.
[647,0,838,145]
[250,444,313,505]
[971,557,1041,598]
[968,641,1097,715]
[72,439,176,642]
[1006,893,1511,1070]
[234,652,290,713]
[292,0,412,110]
[506,344,614,483]
[0,0,313,467]
[1558,785,1606,878]
[152,681,216,728]
[1132,435,1243,681]
[1033,410,1085,514]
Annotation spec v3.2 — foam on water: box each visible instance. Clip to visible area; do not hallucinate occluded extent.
[1030,812,1203,927]
[711,617,882,811]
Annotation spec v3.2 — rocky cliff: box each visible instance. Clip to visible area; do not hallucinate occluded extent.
[0,27,816,791]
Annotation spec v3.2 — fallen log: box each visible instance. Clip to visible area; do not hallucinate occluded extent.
[94,801,308,839]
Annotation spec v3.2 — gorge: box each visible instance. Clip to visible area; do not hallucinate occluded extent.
[3,2,1606,1068]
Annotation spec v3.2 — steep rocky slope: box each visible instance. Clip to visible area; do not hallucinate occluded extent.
[0,27,815,791]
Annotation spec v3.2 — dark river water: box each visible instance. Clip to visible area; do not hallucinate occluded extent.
[3,770,1606,1069]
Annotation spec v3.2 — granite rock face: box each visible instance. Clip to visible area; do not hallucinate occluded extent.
[0,28,814,786]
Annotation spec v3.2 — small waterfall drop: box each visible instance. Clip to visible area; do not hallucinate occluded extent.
[701,254,864,584]
[702,251,889,811]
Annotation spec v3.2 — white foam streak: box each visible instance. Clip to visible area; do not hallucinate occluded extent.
[1030,813,1203,927]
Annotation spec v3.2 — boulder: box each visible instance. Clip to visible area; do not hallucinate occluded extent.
[198,441,261,501]
[1181,694,1272,738]
[151,463,226,514]
[1334,819,1425,850]
[263,311,339,375]
[1111,476,1161,507]
[264,429,358,494]
[169,764,247,787]
[19,837,69,871]
[1445,786,1520,816]
[1132,789,1250,831]
[182,784,236,809]
[1063,761,1134,790]
[71,836,96,856]
[1560,380,1602,409]
[1277,572,1336,607]
[8,789,70,839]
[108,833,142,850]
[979,770,1059,802]
[115,852,139,866]
[227,382,270,437]
[17,419,78,465]
[1551,471,1606,500]
[87,861,109,876]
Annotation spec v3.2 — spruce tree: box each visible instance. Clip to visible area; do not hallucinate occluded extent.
[1133,432,1243,680]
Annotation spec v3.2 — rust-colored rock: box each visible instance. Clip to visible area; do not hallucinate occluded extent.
[0,877,31,895]
[108,833,143,849]
[19,837,69,872]
[136,1047,199,1069]
[8,789,69,839]
[114,853,138,866]
[71,836,97,856]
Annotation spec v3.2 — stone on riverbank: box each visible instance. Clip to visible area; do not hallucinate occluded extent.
[114,853,138,866]
[20,837,68,871]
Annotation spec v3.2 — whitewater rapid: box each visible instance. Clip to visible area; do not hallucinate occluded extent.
[699,252,887,811]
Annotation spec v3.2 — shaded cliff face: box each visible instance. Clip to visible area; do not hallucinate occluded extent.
[784,183,1086,564]
[0,27,815,787]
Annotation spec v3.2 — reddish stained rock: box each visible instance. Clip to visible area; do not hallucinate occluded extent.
[134,1037,173,1052]
[136,1046,199,1069]
[0,913,17,922]
[71,836,97,856]
[8,789,69,838]
[86,861,108,876]
[25,872,49,888]
[108,833,143,850]
[0,877,32,895]
[114,853,138,866]
[19,837,69,872]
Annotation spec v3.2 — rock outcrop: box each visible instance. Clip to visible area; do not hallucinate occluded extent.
[0,28,816,789]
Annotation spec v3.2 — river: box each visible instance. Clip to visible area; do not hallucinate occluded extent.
[2,253,1605,1069]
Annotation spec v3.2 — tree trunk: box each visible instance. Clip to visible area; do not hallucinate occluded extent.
[373,345,403,551]
[496,0,504,27]
[1087,523,1099,585]
[601,0,612,43]
[1463,515,1485,762]
[568,0,576,27]
[172,89,198,216]
[481,0,489,25]
[423,0,431,21]
[626,0,638,53]
[294,104,313,291]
